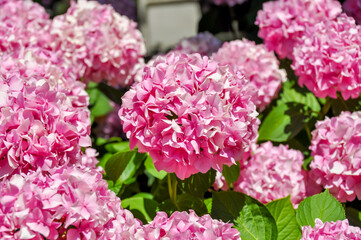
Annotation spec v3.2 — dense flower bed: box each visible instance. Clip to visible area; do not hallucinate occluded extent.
[2,0,361,239]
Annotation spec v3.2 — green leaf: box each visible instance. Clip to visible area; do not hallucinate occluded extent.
[279,80,321,113]
[87,83,113,118]
[121,196,159,224]
[97,82,124,106]
[258,102,306,142]
[144,155,167,180]
[178,170,216,198]
[205,198,212,214]
[211,191,278,240]
[159,194,208,216]
[105,151,145,183]
[222,162,241,187]
[346,207,361,227]
[296,190,346,227]
[118,152,146,182]
[105,141,131,153]
[266,196,301,240]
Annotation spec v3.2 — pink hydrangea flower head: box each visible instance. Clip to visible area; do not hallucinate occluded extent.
[212,39,286,111]
[309,111,361,202]
[0,0,51,56]
[234,141,307,206]
[255,0,342,59]
[0,165,142,239]
[50,0,146,87]
[135,210,241,239]
[212,0,247,7]
[301,219,361,239]
[343,0,361,25]
[119,51,259,179]
[0,54,91,179]
[96,0,137,21]
[174,32,222,57]
[292,14,361,100]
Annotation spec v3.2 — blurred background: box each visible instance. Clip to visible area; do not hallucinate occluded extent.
[33,0,348,58]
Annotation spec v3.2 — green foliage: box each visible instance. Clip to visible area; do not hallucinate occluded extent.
[296,190,346,227]
[266,196,302,240]
[121,194,159,224]
[178,170,216,198]
[87,82,113,122]
[159,193,208,216]
[259,80,320,142]
[144,155,167,180]
[222,162,241,188]
[211,191,278,240]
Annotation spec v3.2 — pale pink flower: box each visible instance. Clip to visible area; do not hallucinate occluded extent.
[343,0,361,25]
[135,210,241,239]
[0,0,51,56]
[292,14,361,99]
[212,0,247,7]
[119,52,259,179]
[309,111,361,202]
[256,0,342,59]
[0,54,91,179]
[50,0,146,87]
[174,32,222,57]
[0,165,142,239]
[212,39,286,111]
[234,142,307,206]
[301,219,361,239]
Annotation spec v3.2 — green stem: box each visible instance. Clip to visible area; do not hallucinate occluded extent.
[304,124,312,142]
[337,93,349,111]
[168,174,179,210]
[318,97,331,120]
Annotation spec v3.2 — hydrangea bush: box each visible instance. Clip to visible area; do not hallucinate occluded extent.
[2,0,361,239]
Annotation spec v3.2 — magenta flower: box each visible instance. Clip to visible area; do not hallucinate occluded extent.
[50,0,146,87]
[174,32,222,57]
[119,52,259,179]
[255,0,342,59]
[212,0,247,7]
[0,165,142,239]
[0,54,91,179]
[309,111,361,202]
[343,0,361,25]
[234,142,308,206]
[212,39,286,111]
[135,210,241,239]
[301,219,361,239]
[292,14,361,99]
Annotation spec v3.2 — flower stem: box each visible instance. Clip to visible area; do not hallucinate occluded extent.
[318,97,331,120]
[168,174,179,210]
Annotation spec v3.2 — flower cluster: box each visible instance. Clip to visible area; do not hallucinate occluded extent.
[212,0,247,7]
[174,32,222,57]
[309,111,361,202]
[212,40,286,111]
[234,142,307,206]
[96,0,137,21]
[119,52,259,179]
[136,210,241,239]
[0,0,51,56]
[301,219,361,239]
[0,165,142,239]
[0,54,91,178]
[343,0,361,25]
[255,0,342,59]
[50,0,146,87]
[292,14,361,99]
